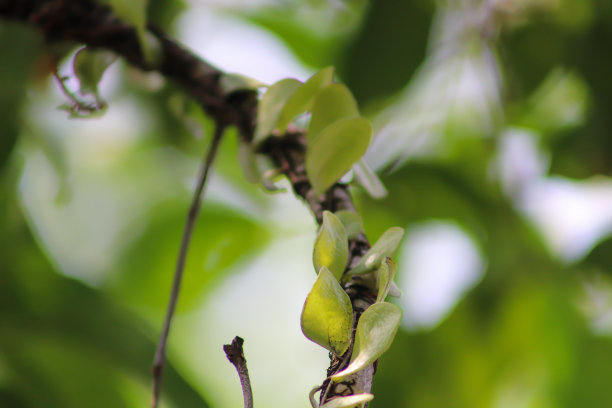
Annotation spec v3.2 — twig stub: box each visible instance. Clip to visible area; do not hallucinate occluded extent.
[224,336,254,408]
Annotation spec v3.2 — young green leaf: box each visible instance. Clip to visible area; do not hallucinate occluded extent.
[349,226,404,275]
[376,258,397,303]
[334,210,363,240]
[301,267,353,356]
[254,78,301,144]
[331,302,402,381]
[306,117,372,195]
[73,47,117,98]
[276,67,335,133]
[320,394,374,408]
[307,83,359,141]
[314,211,349,280]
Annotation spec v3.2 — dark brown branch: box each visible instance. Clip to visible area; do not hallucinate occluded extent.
[0,1,378,405]
[223,336,254,408]
[151,123,225,408]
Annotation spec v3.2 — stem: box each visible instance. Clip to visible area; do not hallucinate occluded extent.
[224,336,254,408]
[151,123,225,408]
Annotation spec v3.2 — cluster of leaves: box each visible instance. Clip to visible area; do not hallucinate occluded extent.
[242,67,405,406]
[301,211,404,407]
[245,67,376,196]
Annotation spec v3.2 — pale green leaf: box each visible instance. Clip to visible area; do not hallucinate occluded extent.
[353,159,387,199]
[301,267,353,356]
[349,227,404,275]
[332,303,402,381]
[306,117,372,195]
[376,258,397,303]
[277,67,335,133]
[334,210,363,240]
[254,78,301,144]
[73,47,117,97]
[388,281,402,297]
[220,73,266,94]
[320,394,374,408]
[314,211,349,280]
[307,83,359,141]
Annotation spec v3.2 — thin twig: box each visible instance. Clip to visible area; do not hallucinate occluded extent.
[223,336,254,408]
[151,123,226,408]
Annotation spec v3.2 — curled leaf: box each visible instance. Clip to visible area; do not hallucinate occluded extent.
[376,258,397,303]
[314,211,349,280]
[320,394,374,408]
[349,226,404,276]
[73,47,117,98]
[332,302,402,381]
[301,267,353,356]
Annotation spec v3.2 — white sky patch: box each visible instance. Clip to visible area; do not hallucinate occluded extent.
[397,221,485,329]
[177,7,312,84]
[520,176,612,262]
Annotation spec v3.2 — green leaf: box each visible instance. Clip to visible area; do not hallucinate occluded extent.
[334,210,363,240]
[254,78,302,144]
[353,159,388,199]
[314,211,349,280]
[307,83,360,141]
[349,226,404,275]
[376,258,397,303]
[301,267,353,356]
[331,303,402,381]
[73,47,117,97]
[306,117,372,195]
[320,394,374,408]
[276,67,335,133]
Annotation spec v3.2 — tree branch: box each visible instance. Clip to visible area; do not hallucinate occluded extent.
[223,336,254,408]
[151,123,225,408]
[0,1,379,405]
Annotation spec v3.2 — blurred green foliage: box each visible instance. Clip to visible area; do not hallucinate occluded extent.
[3,1,612,407]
